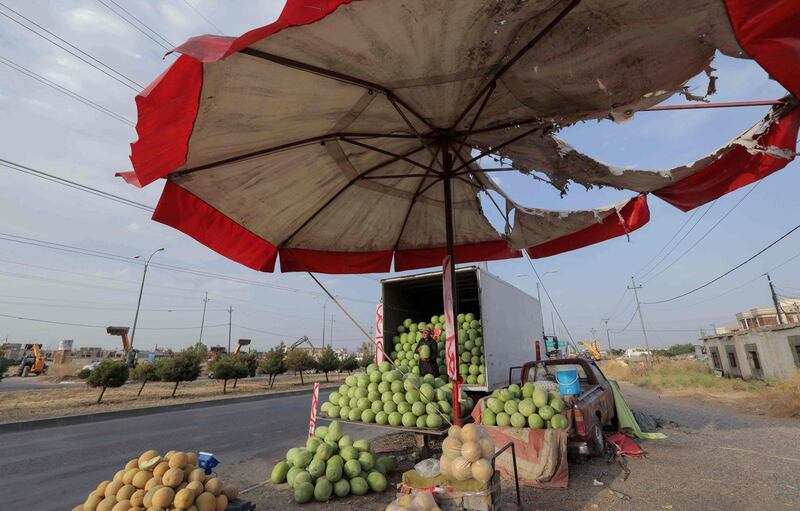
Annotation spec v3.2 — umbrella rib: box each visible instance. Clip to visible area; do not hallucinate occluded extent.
[392,146,442,253]
[453,125,544,172]
[417,175,444,198]
[459,117,547,136]
[238,48,435,131]
[339,138,440,174]
[278,144,430,248]
[451,0,582,132]
[361,173,433,180]
[172,132,416,177]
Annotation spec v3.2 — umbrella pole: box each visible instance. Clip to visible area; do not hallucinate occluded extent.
[442,146,463,425]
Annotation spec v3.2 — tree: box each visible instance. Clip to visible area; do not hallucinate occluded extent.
[339,354,359,374]
[285,349,316,385]
[0,353,13,382]
[357,341,373,368]
[130,361,160,397]
[86,360,129,404]
[240,352,259,378]
[208,356,248,394]
[316,347,340,382]
[157,351,201,397]
[185,341,208,363]
[257,344,287,388]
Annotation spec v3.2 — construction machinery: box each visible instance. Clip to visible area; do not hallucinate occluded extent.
[289,336,314,350]
[107,326,138,367]
[17,344,47,376]
[579,340,603,361]
[233,339,251,355]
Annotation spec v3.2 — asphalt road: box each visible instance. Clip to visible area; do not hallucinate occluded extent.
[0,388,382,511]
[0,376,82,392]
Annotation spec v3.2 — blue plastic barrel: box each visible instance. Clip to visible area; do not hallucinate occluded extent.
[556,368,580,395]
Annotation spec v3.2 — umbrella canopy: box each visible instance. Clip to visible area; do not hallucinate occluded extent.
[120,0,800,274]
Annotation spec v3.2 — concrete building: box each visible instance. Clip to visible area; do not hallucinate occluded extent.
[735,299,800,330]
[702,323,800,380]
[0,342,24,360]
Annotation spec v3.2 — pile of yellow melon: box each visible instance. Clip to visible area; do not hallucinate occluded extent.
[74,449,239,511]
[439,424,495,483]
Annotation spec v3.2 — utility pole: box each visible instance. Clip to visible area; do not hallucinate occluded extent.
[628,276,652,366]
[330,314,334,349]
[227,306,233,354]
[131,248,164,348]
[602,318,613,356]
[322,299,327,347]
[199,292,209,343]
[536,282,545,338]
[765,273,784,325]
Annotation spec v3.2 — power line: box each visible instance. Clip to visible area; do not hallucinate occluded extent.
[643,220,800,304]
[95,0,174,51]
[633,205,701,278]
[0,3,143,91]
[0,312,226,330]
[642,181,761,284]
[523,253,578,351]
[181,0,224,34]
[0,159,151,210]
[0,55,135,126]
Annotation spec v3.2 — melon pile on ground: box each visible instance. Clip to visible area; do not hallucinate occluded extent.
[320,363,474,429]
[480,383,569,429]
[74,449,238,511]
[439,424,496,482]
[270,421,394,504]
[389,312,483,383]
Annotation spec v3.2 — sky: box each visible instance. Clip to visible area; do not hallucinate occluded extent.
[0,1,798,354]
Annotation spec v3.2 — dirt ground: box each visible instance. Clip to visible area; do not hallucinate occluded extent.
[0,372,348,422]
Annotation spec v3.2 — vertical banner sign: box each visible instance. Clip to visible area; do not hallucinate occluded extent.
[308,382,320,438]
[442,256,458,381]
[374,303,384,364]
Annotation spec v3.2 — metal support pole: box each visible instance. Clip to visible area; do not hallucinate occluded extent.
[536,282,545,339]
[228,306,233,354]
[765,273,785,325]
[628,277,652,365]
[330,314,334,349]
[130,248,163,348]
[602,318,612,357]
[442,144,462,425]
[199,292,209,344]
[322,300,327,347]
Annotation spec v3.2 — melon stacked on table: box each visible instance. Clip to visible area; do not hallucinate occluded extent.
[320,362,474,429]
[74,449,238,511]
[390,312,483,383]
[270,420,394,504]
[480,383,569,430]
[439,424,496,483]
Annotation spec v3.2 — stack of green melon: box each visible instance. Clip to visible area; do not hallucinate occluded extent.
[480,383,569,430]
[270,421,393,504]
[389,312,484,384]
[320,362,473,429]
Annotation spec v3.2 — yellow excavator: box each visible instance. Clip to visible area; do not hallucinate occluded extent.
[17,344,47,377]
[232,339,251,355]
[107,326,138,367]
[579,340,603,361]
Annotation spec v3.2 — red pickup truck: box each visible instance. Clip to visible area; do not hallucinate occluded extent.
[514,358,616,459]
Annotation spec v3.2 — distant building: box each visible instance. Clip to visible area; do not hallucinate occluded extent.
[702,323,800,381]
[623,348,651,361]
[0,342,24,360]
[736,299,800,330]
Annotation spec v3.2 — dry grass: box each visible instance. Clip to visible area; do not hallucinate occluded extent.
[0,371,350,423]
[40,361,86,380]
[604,359,800,419]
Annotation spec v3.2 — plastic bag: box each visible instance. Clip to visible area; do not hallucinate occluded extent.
[385,492,442,511]
[414,458,440,478]
[438,424,496,482]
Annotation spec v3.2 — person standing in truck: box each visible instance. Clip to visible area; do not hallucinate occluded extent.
[416,326,439,377]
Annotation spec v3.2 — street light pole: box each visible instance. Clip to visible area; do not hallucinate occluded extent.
[322,299,327,347]
[227,306,233,354]
[130,248,164,348]
[199,292,209,343]
[628,276,652,366]
[602,318,613,356]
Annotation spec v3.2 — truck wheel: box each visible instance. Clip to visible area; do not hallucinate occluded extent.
[589,423,605,457]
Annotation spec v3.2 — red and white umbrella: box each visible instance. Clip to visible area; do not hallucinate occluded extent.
[119,0,799,414]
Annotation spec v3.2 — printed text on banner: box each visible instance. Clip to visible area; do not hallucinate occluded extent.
[308,382,320,438]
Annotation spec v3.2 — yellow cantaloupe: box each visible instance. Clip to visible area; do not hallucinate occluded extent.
[121,468,138,485]
[413,491,436,510]
[137,449,159,464]
[439,454,452,477]
[461,441,481,462]
[124,459,138,471]
[144,476,161,490]
[174,488,196,509]
[132,470,152,489]
[186,481,204,495]
[162,467,184,488]
[116,484,136,501]
[183,463,195,475]
[111,499,131,511]
[169,452,188,469]
[95,481,111,497]
[142,486,162,508]
[461,423,480,443]
[152,461,170,478]
[138,456,161,471]
[187,468,205,483]
[129,489,145,508]
[164,450,176,460]
[186,452,198,465]
[214,494,228,511]
[194,492,216,511]
[479,437,495,459]
[112,470,125,483]
[83,494,102,511]
[152,487,175,508]
[96,496,117,511]
[447,424,462,441]
[471,458,493,483]
[73,506,84,511]
[129,508,143,511]
[203,478,222,496]
[104,481,123,498]
[177,482,188,491]
[222,486,238,501]
[451,456,472,481]
[186,507,198,511]
[441,436,462,459]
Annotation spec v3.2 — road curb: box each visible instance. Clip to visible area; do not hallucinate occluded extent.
[0,385,336,434]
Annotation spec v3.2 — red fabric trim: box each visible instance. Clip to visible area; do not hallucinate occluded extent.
[654,106,800,212]
[723,0,800,99]
[175,0,354,62]
[528,195,650,259]
[129,55,202,187]
[114,171,142,188]
[153,181,278,272]
[280,248,392,273]
[394,240,521,272]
